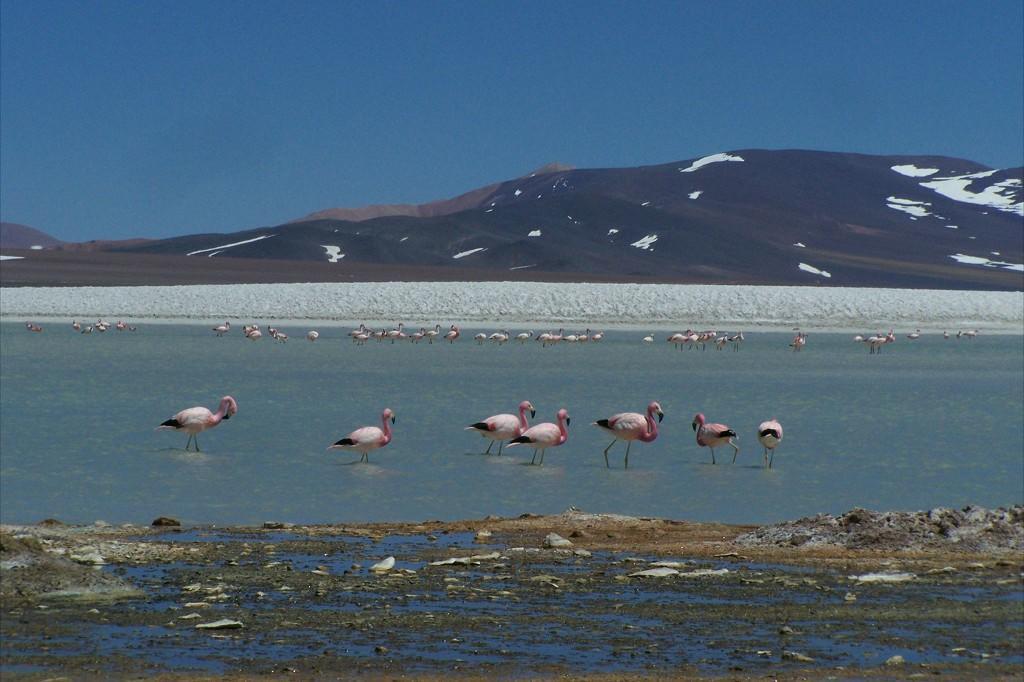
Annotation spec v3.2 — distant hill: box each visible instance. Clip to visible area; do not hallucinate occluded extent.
[0,222,62,250]
[26,150,1024,289]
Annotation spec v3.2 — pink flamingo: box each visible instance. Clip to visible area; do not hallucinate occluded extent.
[466,400,536,455]
[789,332,806,352]
[593,401,664,469]
[424,324,442,343]
[157,395,238,452]
[328,408,395,463]
[307,330,319,342]
[72,320,81,332]
[507,408,571,465]
[445,325,460,343]
[692,413,739,464]
[212,322,230,336]
[757,419,784,468]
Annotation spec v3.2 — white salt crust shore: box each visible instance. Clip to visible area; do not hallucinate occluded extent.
[1,282,1022,332]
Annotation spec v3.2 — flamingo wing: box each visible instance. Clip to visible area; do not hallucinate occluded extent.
[510,422,559,447]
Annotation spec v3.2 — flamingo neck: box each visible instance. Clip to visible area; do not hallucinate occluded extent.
[641,409,659,442]
[518,406,530,432]
[380,414,393,444]
[557,416,568,443]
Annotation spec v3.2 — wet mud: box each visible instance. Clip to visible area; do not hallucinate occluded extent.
[2,510,1022,678]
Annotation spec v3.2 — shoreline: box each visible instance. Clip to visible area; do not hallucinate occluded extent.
[2,281,1022,333]
[3,507,1021,678]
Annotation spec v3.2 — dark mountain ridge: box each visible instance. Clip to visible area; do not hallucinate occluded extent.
[8,150,1022,289]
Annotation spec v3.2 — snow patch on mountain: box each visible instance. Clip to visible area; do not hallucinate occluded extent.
[679,153,744,173]
[886,197,933,218]
[799,262,832,278]
[920,172,1023,216]
[891,164,939,177]
[186,234,274,256]
[630,234,658,250]
[528,230,542,237]
[453,247,487,259]
[948,253,1023,272]
[321,245,345,263]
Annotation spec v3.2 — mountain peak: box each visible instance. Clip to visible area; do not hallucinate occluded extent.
[528,162,574,176]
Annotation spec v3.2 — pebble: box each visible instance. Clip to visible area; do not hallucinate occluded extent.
[885,655,906,666]
[844,592,857,602]
[179,613,201,620]
[69,550,106,566]
[152,517,181,527]
[573,549,592,557]
[370,557,396,572]
[195,618,244,630]
[782,650,814,662]
[544,533,573,548]
[474,530,492,541]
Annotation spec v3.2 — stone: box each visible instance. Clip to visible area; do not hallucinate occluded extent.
[370,557,395,572]
[885,655,906,666]
[782,650,814,662]
[152,517,181,527]
[195,618,243,630]
[544,533,573,548]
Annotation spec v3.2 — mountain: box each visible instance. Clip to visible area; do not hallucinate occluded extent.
[32,150,1024,289]
[0,222,62,250]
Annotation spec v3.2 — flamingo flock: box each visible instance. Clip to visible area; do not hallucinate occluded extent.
[666,330,744,351]
[157,396,785,470]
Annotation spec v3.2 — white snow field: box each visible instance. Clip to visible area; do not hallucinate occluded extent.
[2,282,1021,331]
[678,153,745,173]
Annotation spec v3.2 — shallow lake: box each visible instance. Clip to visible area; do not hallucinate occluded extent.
[1,323,1021,525]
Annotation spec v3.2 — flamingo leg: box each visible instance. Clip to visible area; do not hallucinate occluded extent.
[184,434,194,451]
[194,435,201,453]
[603,440,616,468]
[730,441,739,463]
[769,450,775,469]
[484,440,494,455]
[539,449,546,466]
[497,441,504,456]
[531,450,538,465]
[624,441,632,469]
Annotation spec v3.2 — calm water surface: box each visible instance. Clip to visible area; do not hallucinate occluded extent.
[1,323,1021,525]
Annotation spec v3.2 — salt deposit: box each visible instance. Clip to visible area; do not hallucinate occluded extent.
[2,282,1021,331]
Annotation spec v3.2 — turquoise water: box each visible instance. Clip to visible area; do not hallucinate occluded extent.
[1,323,1021,525]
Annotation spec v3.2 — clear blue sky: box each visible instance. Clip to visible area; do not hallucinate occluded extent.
[2,1,1022,241]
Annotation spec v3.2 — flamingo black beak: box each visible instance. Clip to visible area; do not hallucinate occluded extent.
[691,422,697,431]
[391,416,396,424]
[566,417,571,426]
[530,409,536,418]
[657,412,664,423]
[223,414,231,420]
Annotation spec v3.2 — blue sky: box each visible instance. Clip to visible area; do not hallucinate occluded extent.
[2,1,1022,241]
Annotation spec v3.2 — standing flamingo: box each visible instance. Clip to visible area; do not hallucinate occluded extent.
[466,400,536,455]
[307,330,319,342]
[692,413,739,464]
[72,320,81,332]
[212,322,230,336]
[445,325,460,343]
[906,329,921,340]
[157,396,238,451]
[757,419,784,468]
[425,324,442,343]
[593,401,664,469]
[328,408,395,463]
[642,334,654,344]
[507,408,571,465]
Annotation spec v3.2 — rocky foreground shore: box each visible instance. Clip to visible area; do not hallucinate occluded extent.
[2,506,1022,679]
